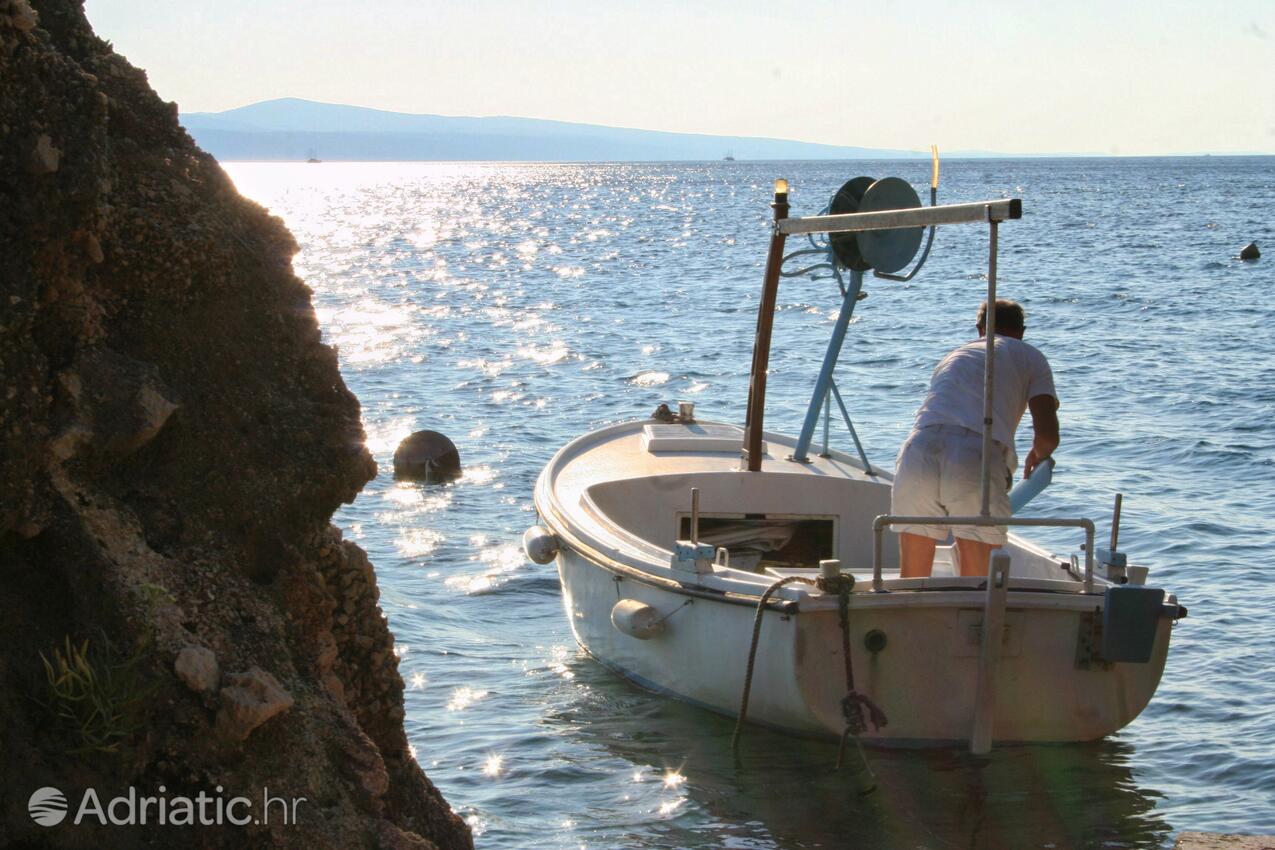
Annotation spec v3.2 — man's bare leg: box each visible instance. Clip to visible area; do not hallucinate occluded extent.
[900,532,938,577]
[954,538,1000,577]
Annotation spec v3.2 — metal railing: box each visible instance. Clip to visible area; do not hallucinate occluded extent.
[871,515,1096,593]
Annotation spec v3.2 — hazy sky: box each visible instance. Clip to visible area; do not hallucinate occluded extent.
[83,0,1273,155]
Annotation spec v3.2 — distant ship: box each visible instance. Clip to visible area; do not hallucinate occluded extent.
[306,148,321,163]
[723,153,736,161]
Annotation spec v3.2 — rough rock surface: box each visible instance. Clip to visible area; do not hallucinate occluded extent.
[216,667,295,742]
[1173,835,1275,850]
[174,644,220,694]
[0,1,471,847]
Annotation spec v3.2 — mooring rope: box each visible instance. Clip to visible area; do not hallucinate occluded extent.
[826,574,888,784]
[731,571,887,793]
[731,575,813,752]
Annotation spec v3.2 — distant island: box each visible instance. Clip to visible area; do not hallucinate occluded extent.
[181,98,937,162]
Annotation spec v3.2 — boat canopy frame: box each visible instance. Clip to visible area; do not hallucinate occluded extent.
[742,187,1021,499]
[740,181,1087,578]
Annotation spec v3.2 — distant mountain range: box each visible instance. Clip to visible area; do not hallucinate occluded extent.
[181,98,940,162]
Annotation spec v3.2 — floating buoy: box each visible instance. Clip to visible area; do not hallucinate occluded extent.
[1240,242,1260,261]
[393,430,461,482]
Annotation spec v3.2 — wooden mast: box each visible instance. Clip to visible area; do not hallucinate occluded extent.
[743,180,790,472]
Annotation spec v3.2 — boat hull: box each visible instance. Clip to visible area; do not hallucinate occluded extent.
[558,547,1172,744]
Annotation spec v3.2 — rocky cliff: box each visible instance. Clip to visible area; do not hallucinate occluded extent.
[0,1,470,847]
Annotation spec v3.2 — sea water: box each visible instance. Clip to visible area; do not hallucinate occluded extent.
[224,157,1275,849]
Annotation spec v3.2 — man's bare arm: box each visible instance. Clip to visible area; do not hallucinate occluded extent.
[1024,394,1060,478]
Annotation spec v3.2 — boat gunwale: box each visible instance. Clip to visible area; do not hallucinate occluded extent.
[542,481,1126,618]
[535,419,1125,612]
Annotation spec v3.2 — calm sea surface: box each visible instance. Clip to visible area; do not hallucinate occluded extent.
[224,158,1274,849]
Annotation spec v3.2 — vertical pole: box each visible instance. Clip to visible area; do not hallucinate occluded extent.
[970,550,1010,754]
[690,487,700,544]
[979,216,999,517]
[1110,493,1123,551]
[872,521,885,592]
[1083,522,1095,594]
[793,269,864,462]
[743,181,790,472]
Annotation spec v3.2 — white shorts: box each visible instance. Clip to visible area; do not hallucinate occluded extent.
[891,424,1013,545]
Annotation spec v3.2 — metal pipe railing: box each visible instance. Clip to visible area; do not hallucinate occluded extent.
[871,515,1096,593]
[979,219,999,517]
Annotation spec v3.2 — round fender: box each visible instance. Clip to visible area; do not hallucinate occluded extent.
[611,599,665,640]
[522,526,560,565]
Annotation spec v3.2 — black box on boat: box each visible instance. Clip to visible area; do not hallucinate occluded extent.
[1101,586,1166,663]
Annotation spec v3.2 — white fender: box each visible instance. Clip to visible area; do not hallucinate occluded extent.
[522,526,560,565]
[611,599,665,640]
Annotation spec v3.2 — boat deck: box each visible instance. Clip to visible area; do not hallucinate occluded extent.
[538,418,1090,604]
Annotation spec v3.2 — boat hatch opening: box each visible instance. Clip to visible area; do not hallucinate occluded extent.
[677,514,834,573]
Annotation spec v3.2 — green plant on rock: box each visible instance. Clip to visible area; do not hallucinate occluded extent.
[137,580,176,612]
[38,634,156,755]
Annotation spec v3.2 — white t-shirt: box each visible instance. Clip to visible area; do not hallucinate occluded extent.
[912,336,1056,472]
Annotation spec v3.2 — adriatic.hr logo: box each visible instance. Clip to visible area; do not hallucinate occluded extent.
[26,785,306,827]
[28,787,68,826]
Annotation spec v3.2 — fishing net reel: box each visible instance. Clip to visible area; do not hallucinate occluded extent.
[781,146,941,290]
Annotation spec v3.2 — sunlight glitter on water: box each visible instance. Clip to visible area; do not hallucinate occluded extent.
[464,814,486,837]
[395,528,444,558]
[460,465,497,485]
[657,799,685,816]
[361,416,418,456]
[443,573,496,595]
[516,342,571,365]
[442,543,525,595]
[457,357,514,377]
[383,486,424,508]
[629,370,671,387]
[322,299,427,364]
[447,686,489,712]
[489,389,525,404]
[545,645,576,681]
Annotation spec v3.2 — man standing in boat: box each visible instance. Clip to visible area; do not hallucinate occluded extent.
[892,299,1059,577]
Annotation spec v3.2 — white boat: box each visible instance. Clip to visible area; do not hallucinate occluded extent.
[525,170,1186,751]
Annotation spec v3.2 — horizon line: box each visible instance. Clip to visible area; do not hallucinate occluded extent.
[187,97,1275,159]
